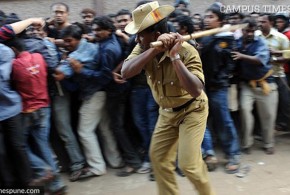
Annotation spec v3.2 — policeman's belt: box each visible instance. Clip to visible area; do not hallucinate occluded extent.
[164,98,196,112]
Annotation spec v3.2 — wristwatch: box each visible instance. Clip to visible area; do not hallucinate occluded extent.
[272,56,277,62]
[170,54,180,62]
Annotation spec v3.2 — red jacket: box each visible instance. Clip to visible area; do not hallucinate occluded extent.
[12,51,50,112]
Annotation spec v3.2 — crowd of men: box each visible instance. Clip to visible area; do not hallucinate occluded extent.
[0,0,289,194]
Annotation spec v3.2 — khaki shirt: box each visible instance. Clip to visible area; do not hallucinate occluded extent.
[126,42,204,109]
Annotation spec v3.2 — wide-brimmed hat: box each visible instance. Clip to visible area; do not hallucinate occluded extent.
[125,1,174,34]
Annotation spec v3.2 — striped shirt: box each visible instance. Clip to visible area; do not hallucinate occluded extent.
[0,25,15,42]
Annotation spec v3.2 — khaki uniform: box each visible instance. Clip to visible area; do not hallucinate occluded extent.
[126,42,215,195]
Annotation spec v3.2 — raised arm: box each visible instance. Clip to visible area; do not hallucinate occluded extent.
[10,18,44,35]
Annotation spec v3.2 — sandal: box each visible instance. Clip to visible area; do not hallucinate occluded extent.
[69,169,83,182]
[235,165,251,178]
[116,166,137,177]
[204,155,218,172]
[225,162,240,174]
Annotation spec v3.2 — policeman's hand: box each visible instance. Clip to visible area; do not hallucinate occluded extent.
[169,33,184,58]
[113,72,127,84]
[231,51,244,61]
[69,58,83,73]
[155,33,176,52]
[53,69,65,81]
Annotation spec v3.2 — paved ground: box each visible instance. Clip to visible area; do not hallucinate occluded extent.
[61,131,290,195]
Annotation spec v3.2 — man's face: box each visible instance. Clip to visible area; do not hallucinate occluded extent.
[193,15,202,23]
[81,13,94,26]
[204,11,222,30]
[228,14,241,25]
[115,14,132,32]
[275,18,287,32]
[258,15,271,32]
[242,26,256,43]
[51,4,69,25]
[63,36,80,52]
[27,24,46,38]
[172,22,186,35]
[92,24,111,42]
[135,30,156,50]
[250,13,260,23]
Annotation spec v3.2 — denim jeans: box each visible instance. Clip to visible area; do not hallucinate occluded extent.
[22,107,65,189]
[52,90,86,172]
[206,87,240,159]
[130,87,159,162]
[0,114,32,187]
[274,77,290,131]
[201,128,215,157]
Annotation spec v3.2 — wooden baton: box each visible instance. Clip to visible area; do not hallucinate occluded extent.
[150,23,249,48]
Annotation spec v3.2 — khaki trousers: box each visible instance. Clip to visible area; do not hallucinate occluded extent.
[240,83,278,148]
[150,92,215,195]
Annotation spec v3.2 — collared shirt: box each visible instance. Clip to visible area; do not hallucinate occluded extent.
[256,28,290,77]
[126,42,204,109]
[236,36,271,81]
[0,44,22,121]
[12,51,49,112]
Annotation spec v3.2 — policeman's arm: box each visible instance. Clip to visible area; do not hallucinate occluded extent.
[121,33,173,79]
[121,47,159,79]
[170,33,203,98]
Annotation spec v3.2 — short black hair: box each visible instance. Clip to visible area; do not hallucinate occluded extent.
[229,11,245,20]
[61,24,83,40]
[206,3,225,21]
[242,18,257,28]
[259,13,274,22]
[80,8,96,16]
[51,2,69,12]
[4,37,25,52]
[174,0,188,8]
[174,15,194,34]
[116,9,131,18]
[93,16,116,32]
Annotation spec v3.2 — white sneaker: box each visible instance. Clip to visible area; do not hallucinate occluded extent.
[137,162,151,174]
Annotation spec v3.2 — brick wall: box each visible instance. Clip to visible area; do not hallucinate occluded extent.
[0,0,288,22]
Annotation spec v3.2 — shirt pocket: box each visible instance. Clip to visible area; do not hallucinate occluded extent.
[163,78,186,97]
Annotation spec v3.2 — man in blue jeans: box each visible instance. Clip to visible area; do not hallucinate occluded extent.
[6,38,66,194]
[199,3,241,173]
[0,17,44,187]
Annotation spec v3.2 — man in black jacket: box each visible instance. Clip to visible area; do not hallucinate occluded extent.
[199,3,241,174]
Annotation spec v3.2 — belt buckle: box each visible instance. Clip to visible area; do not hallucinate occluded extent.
[163,108,174,112]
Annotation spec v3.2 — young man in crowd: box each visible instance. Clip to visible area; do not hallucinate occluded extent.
[232,19,278,155]
[5,37,67,194]
[199,3,241,173]
[0,17,44,188]
[256,13,290,136]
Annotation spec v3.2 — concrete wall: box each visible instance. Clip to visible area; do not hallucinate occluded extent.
[0,0,288,22]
